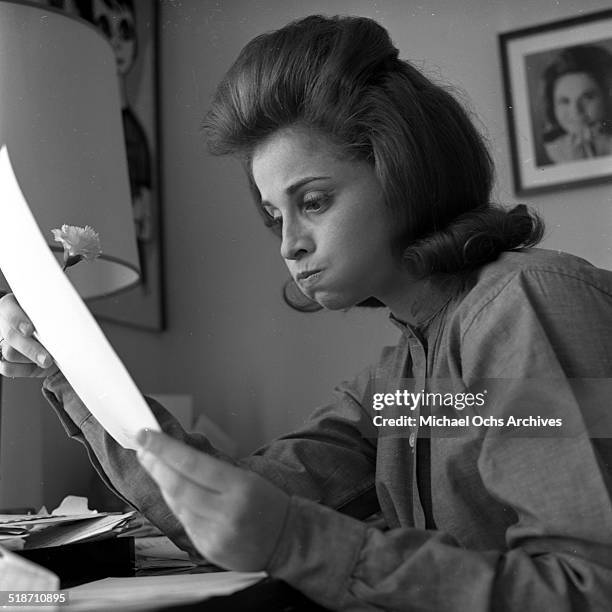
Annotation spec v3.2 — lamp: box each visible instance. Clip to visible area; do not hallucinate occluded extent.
[0,0,140,299]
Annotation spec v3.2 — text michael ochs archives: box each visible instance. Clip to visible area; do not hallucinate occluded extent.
[371,389,564,429]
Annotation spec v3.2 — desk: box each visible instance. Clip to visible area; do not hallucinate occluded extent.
[16,534,330,611]
[155,577,331,611]
[64,571,331,611]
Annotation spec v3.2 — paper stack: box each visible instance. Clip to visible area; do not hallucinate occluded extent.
[134,536,196,571]
[0,496,135,551]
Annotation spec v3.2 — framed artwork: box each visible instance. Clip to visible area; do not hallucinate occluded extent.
[44,0,165,330]
[499,9,612,195]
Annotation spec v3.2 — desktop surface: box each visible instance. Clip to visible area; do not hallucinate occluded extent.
[64,573,330,611]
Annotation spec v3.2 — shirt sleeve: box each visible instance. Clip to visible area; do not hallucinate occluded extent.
[41,359,380,557]
[238,363,380,517]
[261,267,612,611]
[42,372,220,561]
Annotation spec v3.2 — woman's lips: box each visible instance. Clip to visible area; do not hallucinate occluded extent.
[296,270,323,287]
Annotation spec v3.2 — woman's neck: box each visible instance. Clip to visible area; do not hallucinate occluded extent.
[379,273,460,327]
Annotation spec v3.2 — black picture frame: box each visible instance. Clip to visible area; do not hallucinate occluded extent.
[499,9,612,196]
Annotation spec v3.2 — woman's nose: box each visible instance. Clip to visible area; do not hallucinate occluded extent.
[280,219,312,260]
[572,100,587,120]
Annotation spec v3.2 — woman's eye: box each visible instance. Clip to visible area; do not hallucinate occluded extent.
[302,195,329,213]
[263,207,282,225]
[119,19,136,42]
[96,16,112,39]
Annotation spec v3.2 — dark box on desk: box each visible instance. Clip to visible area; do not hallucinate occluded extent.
[16,536,135,588]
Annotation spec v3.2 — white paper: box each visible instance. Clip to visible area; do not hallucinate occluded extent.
[0,546,59,591]
[0,536,25,551]
[23,512,135,549]
[134,535,195,570]
[0,147,160,448]
[0,514,117,527]
[65,571,266,611]
[51,496,96,516]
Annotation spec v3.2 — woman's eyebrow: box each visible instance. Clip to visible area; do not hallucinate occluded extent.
[286,176,331,195]
[260,176,331,208]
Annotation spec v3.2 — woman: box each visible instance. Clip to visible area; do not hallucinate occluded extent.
[540,44,612,164]
[2,15,612,611]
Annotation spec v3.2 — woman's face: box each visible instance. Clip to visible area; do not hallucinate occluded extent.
[553,71,605,135]
[91,0,136,76]
[251,128,403,310]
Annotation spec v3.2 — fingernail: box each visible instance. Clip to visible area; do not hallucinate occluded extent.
[19,322,32,335]
[37,353,49,367]
[136,429,149,448]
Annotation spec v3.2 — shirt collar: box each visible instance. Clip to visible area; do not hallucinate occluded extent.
[387,274,467,332]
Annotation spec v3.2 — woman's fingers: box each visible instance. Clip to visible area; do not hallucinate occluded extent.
[0,360,53,379]
[1,327,52,368]
[137,448,224,517]
[0,294,32,337]
[1,338,41,364]
[137,430,239,492]
[136,429,290,571]
[0,294,53,370]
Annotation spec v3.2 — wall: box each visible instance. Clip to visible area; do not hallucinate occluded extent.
[1,0,610,510]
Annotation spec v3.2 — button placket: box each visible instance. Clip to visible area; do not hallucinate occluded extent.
[407,331,428,529]
[407,332,427,451]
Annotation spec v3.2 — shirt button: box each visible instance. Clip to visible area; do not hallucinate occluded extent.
[409,433,416,448]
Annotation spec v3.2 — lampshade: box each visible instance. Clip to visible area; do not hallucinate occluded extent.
[0,0,140,300]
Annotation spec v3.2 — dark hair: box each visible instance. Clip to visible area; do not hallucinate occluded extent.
[542,44,612,142]
[73,0,137,53]
[203,15,544,310]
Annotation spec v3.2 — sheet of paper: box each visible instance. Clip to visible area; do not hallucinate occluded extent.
[0,514,116,527]
[51,496,96,516]
[24,512,135,549]
[134,535,195,570]
[134,536,191,560]
[0,536,25,551]
[65,571,266,611]
[0,546,60,591]
[0,147,160,448]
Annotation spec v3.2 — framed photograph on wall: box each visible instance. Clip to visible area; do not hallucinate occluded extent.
[499,9,612,196]
[44,0,165,330]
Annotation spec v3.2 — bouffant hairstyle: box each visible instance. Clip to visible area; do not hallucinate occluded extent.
[203,15,543,310]
[542,44,612,142]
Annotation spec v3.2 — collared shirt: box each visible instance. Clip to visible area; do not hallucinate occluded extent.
[43,248,612,611]
[544,127,612,163]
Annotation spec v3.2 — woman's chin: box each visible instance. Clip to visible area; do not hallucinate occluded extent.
[310,290,361,311]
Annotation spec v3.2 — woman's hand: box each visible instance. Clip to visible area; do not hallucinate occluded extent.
[0,293,56,378]
[136,430,290,572]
